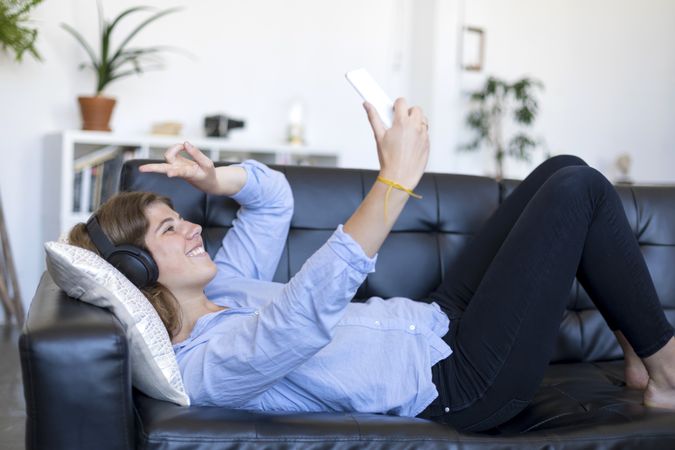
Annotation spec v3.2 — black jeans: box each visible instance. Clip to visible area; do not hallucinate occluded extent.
[420,155,674,432]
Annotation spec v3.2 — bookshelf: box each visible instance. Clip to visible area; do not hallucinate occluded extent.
[43,130,339,241]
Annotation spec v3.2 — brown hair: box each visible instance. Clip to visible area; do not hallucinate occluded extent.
[68,192,182,338]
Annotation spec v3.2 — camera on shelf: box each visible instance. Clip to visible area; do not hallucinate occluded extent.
[204,114,246,138]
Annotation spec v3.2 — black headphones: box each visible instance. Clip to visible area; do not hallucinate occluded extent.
[85,215,159,289]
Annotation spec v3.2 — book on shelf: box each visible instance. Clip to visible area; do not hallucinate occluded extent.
[73,170,83,212]
[73,146,136,213]
[73,145,121,171]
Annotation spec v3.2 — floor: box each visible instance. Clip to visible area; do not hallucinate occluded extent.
[0,324,25,450]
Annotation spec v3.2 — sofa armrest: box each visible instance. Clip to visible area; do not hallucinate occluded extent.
[20,272,135,450]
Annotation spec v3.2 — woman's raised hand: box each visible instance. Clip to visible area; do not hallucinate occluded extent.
[364,98,430,190]
[342,98,430,258]
[139,142,247,196]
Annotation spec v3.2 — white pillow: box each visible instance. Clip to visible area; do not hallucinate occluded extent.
[44,241,190,406]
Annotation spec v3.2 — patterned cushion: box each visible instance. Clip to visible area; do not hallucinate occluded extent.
[44,241,189,406]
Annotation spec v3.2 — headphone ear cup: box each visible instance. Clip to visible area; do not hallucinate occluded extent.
[107,245,159,289]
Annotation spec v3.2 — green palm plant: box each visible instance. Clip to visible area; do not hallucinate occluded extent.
[61,3,180,95]
[460,76,546,180]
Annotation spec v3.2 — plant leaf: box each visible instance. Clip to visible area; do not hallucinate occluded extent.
[514,106,534,124]
[60,23,98,68]
[486,77,498,95]
[106,63,164,83]
[103,6,153,75]
[118,44,185,56]
[470,91,485,102]
[507,133,537,161]
[458,138,482,152]
[110,45,180,71]
[107,5,153,36]
[96,0,104,40]
[110,7,181,64]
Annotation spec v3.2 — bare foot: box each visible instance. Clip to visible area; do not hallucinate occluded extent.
[625,362,649,390]
[615,331,649,389]
[644,378,675,409]
[642,337,675,409]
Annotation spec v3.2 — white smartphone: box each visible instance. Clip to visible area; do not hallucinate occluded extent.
[345,68,394,128]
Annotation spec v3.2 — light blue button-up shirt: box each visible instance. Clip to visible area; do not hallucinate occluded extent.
[173,160,452,417]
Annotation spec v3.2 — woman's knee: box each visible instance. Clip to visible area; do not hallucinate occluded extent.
[526,155,588,186]
[547,166,611,199]
[541,154,588,171]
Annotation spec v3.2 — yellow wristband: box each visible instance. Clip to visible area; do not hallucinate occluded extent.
[376,176,423,222]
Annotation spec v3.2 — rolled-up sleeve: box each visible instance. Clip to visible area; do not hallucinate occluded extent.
[206,161,293,295]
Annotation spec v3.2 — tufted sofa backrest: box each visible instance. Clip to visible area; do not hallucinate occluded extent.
[121,161,675,363]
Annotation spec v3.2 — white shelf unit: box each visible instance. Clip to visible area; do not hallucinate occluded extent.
[43,130,338,242]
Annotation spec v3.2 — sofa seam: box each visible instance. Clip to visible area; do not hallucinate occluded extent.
[115,330,133,449]
[203,189,210,242]
[133,404,151,449]
[282,167,291,282]
[598,403,636,422]
[140,433,675,444]
[630,186,639,237]
[284,226,475,235]
[551,384,589,412]
[360,169,369,294]
[21,331,38,449]
[348,413,363,439]
[520,410,578,433]
[579,309,585,359]
[120,163,129,192]
[432,174,444,281]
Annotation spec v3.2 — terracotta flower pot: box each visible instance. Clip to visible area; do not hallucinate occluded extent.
[78,95,116,131]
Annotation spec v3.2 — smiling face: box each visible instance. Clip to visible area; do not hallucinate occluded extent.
[143,202,217,296]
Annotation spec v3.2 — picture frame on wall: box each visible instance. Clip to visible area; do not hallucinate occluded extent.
[462,26,485,71]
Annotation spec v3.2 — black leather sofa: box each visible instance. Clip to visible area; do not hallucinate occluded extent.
[21,160,675,449]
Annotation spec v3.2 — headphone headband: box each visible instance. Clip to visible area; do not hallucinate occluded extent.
[85,215,115,259]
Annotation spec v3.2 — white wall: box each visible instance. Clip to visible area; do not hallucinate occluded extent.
[455,0,675,180]
[1,0,674,322]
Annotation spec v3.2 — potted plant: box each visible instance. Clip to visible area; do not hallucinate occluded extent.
[460,76,547,180]
[61,3,180,131]
[0,0,43,62]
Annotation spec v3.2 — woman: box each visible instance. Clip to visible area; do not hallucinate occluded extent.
[69,99,675,432]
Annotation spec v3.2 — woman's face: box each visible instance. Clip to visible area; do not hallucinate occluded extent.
[143,202,217,294]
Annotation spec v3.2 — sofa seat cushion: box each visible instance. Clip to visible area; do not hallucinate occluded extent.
[134,361,675,450]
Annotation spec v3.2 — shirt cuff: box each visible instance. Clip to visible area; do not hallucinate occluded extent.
[428,301,451,338]
[328,225,378,274]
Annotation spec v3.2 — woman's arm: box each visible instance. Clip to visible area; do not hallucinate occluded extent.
[208,160,293,284]
[343,98,430,257]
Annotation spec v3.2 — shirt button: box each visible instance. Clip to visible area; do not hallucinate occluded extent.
[254,310,259,316]
[444,407,450,413]
[409,324,416,331]
[374,320,380,326]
